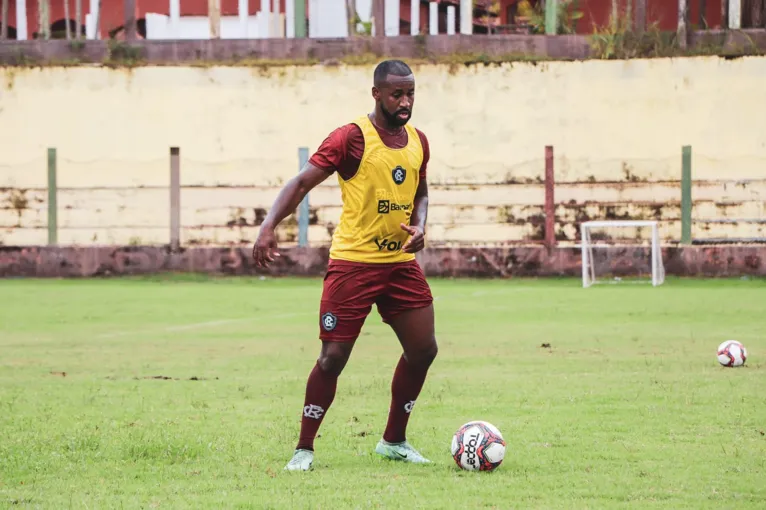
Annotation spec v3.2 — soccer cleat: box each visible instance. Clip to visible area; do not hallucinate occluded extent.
[284,449,314,471]
[374,439,431,464]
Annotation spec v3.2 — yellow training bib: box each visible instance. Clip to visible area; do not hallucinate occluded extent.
[329,115,424,264]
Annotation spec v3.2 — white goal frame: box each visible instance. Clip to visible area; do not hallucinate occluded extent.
[580,220,665,288]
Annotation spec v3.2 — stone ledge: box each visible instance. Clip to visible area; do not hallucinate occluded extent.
[1,245,764,278]
[0,30,764,66]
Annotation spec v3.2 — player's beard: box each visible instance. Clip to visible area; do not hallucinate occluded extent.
[380,103,411,128]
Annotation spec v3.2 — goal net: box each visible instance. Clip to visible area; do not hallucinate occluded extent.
[580,220,665,288]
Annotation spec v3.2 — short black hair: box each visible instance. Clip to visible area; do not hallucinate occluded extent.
[373,59,413,86]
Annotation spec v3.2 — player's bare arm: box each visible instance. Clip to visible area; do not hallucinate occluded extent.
[252,163,330,267]
[401,178,428,254]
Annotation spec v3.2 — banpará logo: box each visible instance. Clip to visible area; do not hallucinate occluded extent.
[391,166,407,185]
[377,200,412,214]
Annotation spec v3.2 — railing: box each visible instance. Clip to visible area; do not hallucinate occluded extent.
[24,144,764,251]
[2,1,763,44]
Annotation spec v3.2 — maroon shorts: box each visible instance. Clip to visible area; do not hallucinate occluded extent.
[318,258,433,342]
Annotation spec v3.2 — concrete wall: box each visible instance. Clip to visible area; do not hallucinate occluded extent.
[1,56,765,248]
[2,245,765,278]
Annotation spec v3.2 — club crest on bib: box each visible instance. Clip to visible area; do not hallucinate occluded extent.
[391,166,406,185]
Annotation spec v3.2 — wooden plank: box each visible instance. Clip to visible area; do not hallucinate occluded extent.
[183,225,331,246]
[8,200,760,233]
[692,221,766,240]
[0,207,169,229]
[556,201,764,223]
[428,224,540,244]
[47,155,766,189]
[6,182,764,227]
[182,224,536,246]
[12,181,766,210]
[56,227,170,245]
[56,161,172,188]
[560,220,766,244]
[557,181,766,204]
[0,158,48,188]
[4,218,765,248]
[187,200,766,231]
[0,207,47,228]
[12,179,766,213]
[185,204,537,230]
[312,205,516,227]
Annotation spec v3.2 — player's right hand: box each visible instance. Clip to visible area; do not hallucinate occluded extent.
[252,226,280,268]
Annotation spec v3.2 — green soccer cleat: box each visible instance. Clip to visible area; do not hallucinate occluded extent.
[284,449,314,471]
[374,439,431,464]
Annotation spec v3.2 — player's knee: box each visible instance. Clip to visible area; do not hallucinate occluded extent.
[406,337,438,368]
[423,340,438,366]
[318,343,352,376]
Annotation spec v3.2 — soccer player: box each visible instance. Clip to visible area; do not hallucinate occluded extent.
[252,59,438,471]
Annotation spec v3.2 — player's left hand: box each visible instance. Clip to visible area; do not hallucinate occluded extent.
[400,223,425,253]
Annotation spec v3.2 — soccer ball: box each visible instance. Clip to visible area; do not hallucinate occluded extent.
[450,420,506,472]
[717,340,748,367]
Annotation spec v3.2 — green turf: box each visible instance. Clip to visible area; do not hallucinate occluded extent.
[1,276,765,509]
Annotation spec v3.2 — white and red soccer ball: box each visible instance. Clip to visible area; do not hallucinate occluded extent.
[717,340,748,367]
[451,420,506,472]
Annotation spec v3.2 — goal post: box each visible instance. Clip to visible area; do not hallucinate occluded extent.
[580,220,665,288]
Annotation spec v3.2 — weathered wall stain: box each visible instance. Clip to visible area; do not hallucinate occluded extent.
[1,59,765,246]
[1,246,765,278]
[3,189,29,227]
[1,181,765,246]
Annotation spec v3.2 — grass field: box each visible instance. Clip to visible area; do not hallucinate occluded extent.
[1,275,765,509]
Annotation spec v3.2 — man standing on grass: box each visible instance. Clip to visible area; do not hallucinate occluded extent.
[252,59,438,471]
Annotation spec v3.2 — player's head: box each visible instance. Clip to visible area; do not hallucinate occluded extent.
[372,59,415,127]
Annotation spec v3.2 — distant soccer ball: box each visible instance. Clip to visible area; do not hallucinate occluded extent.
[451,420,506,472]
[717,340,748,367]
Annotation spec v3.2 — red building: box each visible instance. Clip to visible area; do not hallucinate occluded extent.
[0,0,729,41]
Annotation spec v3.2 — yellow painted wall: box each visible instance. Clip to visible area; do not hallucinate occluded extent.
[1,57,765,246]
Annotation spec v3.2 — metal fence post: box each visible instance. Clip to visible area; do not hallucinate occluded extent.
[170,147,181,251]
[544,145,556,250]
[681,145,692,245]
[47,148,57,245]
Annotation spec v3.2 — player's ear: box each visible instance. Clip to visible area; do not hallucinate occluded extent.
[372,86,380,101]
